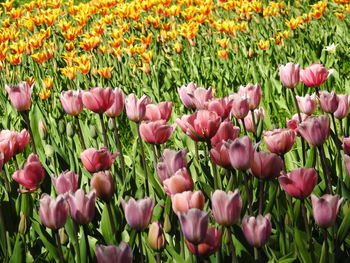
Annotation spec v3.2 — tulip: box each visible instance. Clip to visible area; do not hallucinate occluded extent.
[210,140,232,169]
[60,90,83,116]
[250,151,283,179]
[278,168,318,199]
[319,90,339,113]
[96,242,133,263]
[186,227,222,256]
[5,81,33,111]
[105,88,125,117]
[296,94,317,115]
[342,137,350,155]
[145,101,172,122]
[211,190,242,226]
[298,115,330,146]
[263,129,296,155]
[205,97,233,120]
[91,171,115,202]
[163,168,194,195]
[139,120,174,144]
[191,87,214,110]
[279,63,300,88]
[238,83,262,110]
[178,82,197,109]
[171,190,205,214]
[0,130,30,161]
[242,214,272,247]
[0,152,3,171]
[148,222,166,251]
[12,154,45,193]
[229,136,254,171]
[125,94,151,122]
[230,94,250,119]
[121,197,155,231]
[311,194,343,228]
[344,155,350,177]
[300,63,333,87]
[210,121,240,146]
[51,171,79,194]
[0,140,14,163]
[80,147,119,173]
[66,189,96,224]
[39,194,69,229]
[243,107,265,133]
[286,113,309,134]
[334,94,349,119]
[178,208,210,244]
[82,87,115,113]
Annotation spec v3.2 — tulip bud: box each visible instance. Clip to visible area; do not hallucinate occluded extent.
[108,118,114,130]
[163,213,171,233]
[59,227,68,244]
[90,125,98,139]
[148,222,166,251]
[44,144,54,158]
[66,122,75,137]
[91,171,115,202]
[18,212,28,234]
[248,47,253,57]
[58,119,65,134]
[38,120,47,139]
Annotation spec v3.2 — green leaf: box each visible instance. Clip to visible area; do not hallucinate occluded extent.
[100,203,115,245]
[305,146,316,168]
[337,204,350,243]
[294,228,312,263]
[9,236,24,263]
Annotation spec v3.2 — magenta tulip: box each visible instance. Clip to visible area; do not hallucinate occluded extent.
[51,171,79,194]
[296,94,317,115]
[186,227,222,256]
[66,189,96,224]
[298,115,330,146]
[105,88,125,117]
[145,101,172,122]
[311,194,343,228]
[319,90,339,113]
[229,136,254,171]
[125,94,151,122]
[279,62,300,88]
[242,214,272,247]
[211,190,242,226]
[210,121,240,146]
[263,129,296,155]
[5,81,33,111]
[139,120,174,144]
[250,151,283,179]
[163,168,194,195]
[96,242,132,263]
[171,190,205,214]
[60,90,83,116]
[39,194,69,229]
[334,94,349,119]
[238,83,262,110]
[300,63,333,87]
[80,147,119,173]
[82,87,115,113]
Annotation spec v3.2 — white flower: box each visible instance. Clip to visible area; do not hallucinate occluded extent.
[324,43,338,53]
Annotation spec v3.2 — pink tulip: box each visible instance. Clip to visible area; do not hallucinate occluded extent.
[178,82,198,109]
[250,151,283,179]
[192,87,214,110]
[278,168,318,199]
[311,194,343,228]
[242,107,265,133]
[60,90,83,116]
[121,197,155,231]
[242,214,272,247]
[334,94,349,119]
[39,194,69,229]
[82,87,115,113]
[211,190,242,226]
[229,136,254,171]
[263,129,296,155]
[139,120,174,144]
[5,81,33,111]
[51,171,79,194]
[238,83,262,110]
[343,137,350,155]
[125,94,151,122]
[286,113,308,134]
[171,190,205,214]
[96,242,132,263]
[205,97,233,120]
[91,171,115,202]
[0,140,14,163]
[296,94,317,115]
[230,94,249,119]
[210,140,232,169]
[12,154,45,193]
[0,152,3,171]
[163,168,194,195]
[344,155,350,177]
[319,90,339,113]
[178,208,210,244]
[186,227,222,256]
[66,189,96,224]
[300,63,333,87]
[210,121,240,146]
[0,129,30,158]
[148,222,166,251]
[298,115,330,146]
[145,101,172,122]
[279,63,300,88]
[105,88,125,117]
[80,147,119,173]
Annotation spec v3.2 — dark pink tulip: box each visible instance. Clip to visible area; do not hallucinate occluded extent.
[156,148,188,184]
[12,154,45,193]
[121,197,155,231]
[192,87,214,110]
[238,83,262,110]
[229,136,254,171]
[230,94,249,119]
[211,190,242,226]
[263,129,296,155]
[91,171,115,202]
[286,113,308,134]
[210,140,232,169]
[311,194,343,228]
[319,90,339,113]
[242,214,272,247]
[60,90,83,116]
[39,194,69,229]
[344,155,350,177]
[67,189,96,224]
[5,81,33,111]
[178,82,198,109]
[343,137,350,155]
[205,97,233,120]
[298,115,330,146]
[186,227,222,256]
[0,129,30,156]
[145,101,172,122]
[125,94,151,122]
[296,94,317,115]
[139,120,174,144]
[178,208,210,244]
[278,168,318,199]
[171,190,205,214]
[300,63,333,87]
[96,242,132,263]
[250,151,283,180]
[279,63,300,88]
[105,88,125,117]
[0,140,14,163]
[0,152,3,171]
[82,87,115,113]
[210,121,240,146]
[51,171,79,194]
[243,107,265,133]
[163,168,194,195]
[334,94,349,120]
[80,147,119,173]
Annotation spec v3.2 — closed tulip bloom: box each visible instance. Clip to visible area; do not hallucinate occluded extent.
[121,197,155,231]
[163,168,194,195]
[334,94,349,119]
[82,87,115,113]
[105,88,125,117]
[178,82,198,109]
[148,222,166,251]
[238,83,262,110]
[243,107,265,133]
[250,151,283,179]
[229,136,254,171]
[145,101,172,122]
[80,147,119,173]
[39,194,69,229]
[205,97,233,120]
[296,94,317,115]
[91,171,115,202]
[5,81,33,111]
[230,94,250,119]
[344,155,350,177]
[178,208,210,244]
[192,87,214,110]
[12,154,45,193]
[311,194,343,228]
[51,171,79,194]
[342,137,350,155]
[211,190,242,226]
[263,129,296,155]
[60,90,83,116]
[319,90,339,113]
[139,120,174,144]
[286,113,309,134]
[278,168,318,199]
[210,121,240,146]
[210,140,232,169]
[298,115,330,146]
[171,190,205,214]
[186,227,222,256]
[242,214,272,247]
[66,189,96,224]
[300,63,333,87]
[125,94,151,122]
[96,242,132,263]
[279,63,300,88]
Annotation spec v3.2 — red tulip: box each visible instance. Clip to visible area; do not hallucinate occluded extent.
[210,121,240,146]
[334,94,349,119]
[51,171,79,195]
[39,194,69,229]
[82,87,115,113]
[205,97,233,120]
[242,214,272,247]
[66,189,96,224]
[211,190,242,226]
[311,194,343,228]
[91,171,115,202]
[230,94,249,119]
[139,120,174,144]
[163,168,194,195]
[210,140,232,169]
[238,83,262,110]
[96,242,133,263]
[263,129,296,155]
[319,90,339,113]
[105,88,125,117]
[5,81,33,111]
[229,136,254,171]
[279,63,300,88]
[300,63,333,87]
[145,101,172,122]
[296,94,317,115]
[250,151,283,179]
[186,227,222,256]
[125,94,151,122]
[171,190,205,214]
[60,90,83,116]
[80,147,119,173]
[298,115,330,146]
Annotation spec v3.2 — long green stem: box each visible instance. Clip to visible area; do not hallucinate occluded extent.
[331,113,338,137]
[258,180,265,215]
[99,114,108,147]
[324,229,329,263]
[138,232,144,263]
[301,200,315,262]
[113,117,126,181]
[227,227,238,263]
[72,222,81,263]
[106,202,117,243]
[2,170,10,193]
[54,229,65,263]
[243,171,253,215]
[241,119,248,136]
[75,116,86,149]
[136,122,149,196]
[22,110,37,154]
[83,225,92,263]
[318,146,333,194]
[250,109,257,140]
[207,142,221,189]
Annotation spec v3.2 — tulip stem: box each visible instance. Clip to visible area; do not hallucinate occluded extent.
[13,157,19,170]
[195,142,199,160]
[254,248,259,261]
[54,229,65,263]
[243,171,253,215]
[151,145,159,167]
[207,142,222,189]
[83,225,92,263]
[280,154,287,173]
[137,122,149,196]
[241,119,248,136]
[75,117,86,149]
[72,222,81,263]
[138,232,144,263]
[113,117,126,181]
[324,229,329,263]
[250,110,258,141]
[99,114,108,147]
[317,146,333,194]
[301,200,311,239]
[331,113,338,137]
[156,254,161,263]
[339,120,344,137]
[227,227,238,263]
[22,110,37,154]
[1,170,10,193]
[258,180,265,215]
[106,202,117,243]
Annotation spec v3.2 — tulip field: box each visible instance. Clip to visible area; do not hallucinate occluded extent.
[1,0,350,262]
